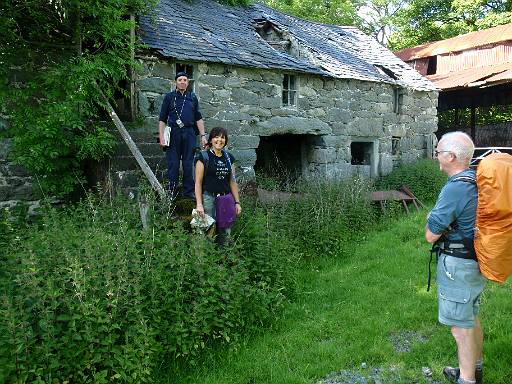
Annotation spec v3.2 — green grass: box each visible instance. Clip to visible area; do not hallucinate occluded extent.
[167,210,512,384]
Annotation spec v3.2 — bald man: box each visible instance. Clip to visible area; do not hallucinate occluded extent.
[426,131,486,384]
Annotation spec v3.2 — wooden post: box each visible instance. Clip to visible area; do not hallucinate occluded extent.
[103,97,167,200]
[139,196,150,230]
[129,14,136,122]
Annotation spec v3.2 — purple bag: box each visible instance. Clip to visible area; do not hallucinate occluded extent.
[215,193,236,229]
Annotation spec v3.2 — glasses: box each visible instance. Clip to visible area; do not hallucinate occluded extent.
[434,150,452,158]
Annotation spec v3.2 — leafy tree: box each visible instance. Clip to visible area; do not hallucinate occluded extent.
[262,0,359,26]
[387,0,512,50]
[357,0,407,44]
[0,0,156,196]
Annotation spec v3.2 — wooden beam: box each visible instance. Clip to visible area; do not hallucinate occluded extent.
[103,98,167,200]
[129,13,136,122]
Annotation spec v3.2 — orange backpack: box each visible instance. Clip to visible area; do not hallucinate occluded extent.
[474,153,512,283]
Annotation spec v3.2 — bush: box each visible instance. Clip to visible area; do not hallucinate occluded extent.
[375,159,447,204]
[0,195,297,383]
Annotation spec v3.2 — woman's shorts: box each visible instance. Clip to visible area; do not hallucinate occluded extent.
[437,253,487,328]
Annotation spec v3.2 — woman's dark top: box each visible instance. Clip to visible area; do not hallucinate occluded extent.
[196,149,235,195]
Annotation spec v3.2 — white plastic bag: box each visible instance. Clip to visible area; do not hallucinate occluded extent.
[190,208,215,231]
[163,125,171,146]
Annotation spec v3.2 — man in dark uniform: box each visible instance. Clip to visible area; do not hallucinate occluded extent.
[158,72,207,198]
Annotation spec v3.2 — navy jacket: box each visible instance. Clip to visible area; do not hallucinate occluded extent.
[159,90,202,127]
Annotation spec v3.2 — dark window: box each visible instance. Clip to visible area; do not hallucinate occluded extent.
[427,56,437,75]
[392,137,401,156]
[393,88,404,114]
[282,74,297,107]
[351,142,373,165]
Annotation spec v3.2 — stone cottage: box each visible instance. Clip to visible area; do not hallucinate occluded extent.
[132,0,438,185]
[1,1,440,210]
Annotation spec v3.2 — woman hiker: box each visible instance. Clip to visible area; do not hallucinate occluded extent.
[194,127,241,245]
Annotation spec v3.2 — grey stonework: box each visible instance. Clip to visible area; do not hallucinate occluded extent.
[0,58,439,207]
[121,57,439,184]
[0,139,40,212]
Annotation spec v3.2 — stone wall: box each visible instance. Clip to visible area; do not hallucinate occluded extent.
[127,57,439,183]
[0,139,41,213]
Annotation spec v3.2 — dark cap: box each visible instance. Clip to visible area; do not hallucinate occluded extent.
[175,71,188,80]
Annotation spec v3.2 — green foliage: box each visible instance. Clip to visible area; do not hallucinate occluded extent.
[0,194,297,382]
[0,0,156,196]
[262,0,359,26]
[375,158,447,204]
[387,0,512,50]
[171,210,512,384]
[439,105,512,131]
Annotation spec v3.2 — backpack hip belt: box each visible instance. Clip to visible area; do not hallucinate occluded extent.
[437,241,477,260]
[427,239,477,291]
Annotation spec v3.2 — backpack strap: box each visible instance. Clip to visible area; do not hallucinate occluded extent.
[222,149,236,182]
[451,175,476,185]
[427,243,441,292]
[201,150,209,173]
[441,173,477,259]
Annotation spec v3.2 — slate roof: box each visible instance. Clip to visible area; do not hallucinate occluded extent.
[138,0,436,91]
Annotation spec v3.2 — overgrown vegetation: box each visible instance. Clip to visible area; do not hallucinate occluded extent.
[0,0,157,196]
[0,194,296,383]
[375,158,447,204]
[0,162,448,382]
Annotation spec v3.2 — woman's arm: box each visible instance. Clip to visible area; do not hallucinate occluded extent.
[195,161,205,217]
[229,164,241,216]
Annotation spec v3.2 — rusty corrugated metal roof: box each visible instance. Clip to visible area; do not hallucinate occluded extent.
[427,62,512,90]
[395,23,512,61]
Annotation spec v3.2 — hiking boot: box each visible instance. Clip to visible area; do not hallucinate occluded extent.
[443,366,483,384]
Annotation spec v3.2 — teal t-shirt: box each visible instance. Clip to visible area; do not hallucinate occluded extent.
[427,169,477,241]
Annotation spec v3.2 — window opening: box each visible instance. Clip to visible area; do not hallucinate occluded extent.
[254,20,289,53]
[392,137,401,156]
[393,88,404,114]
[427,56,437,75]
[351,142,373,165]
[282,74,297,107]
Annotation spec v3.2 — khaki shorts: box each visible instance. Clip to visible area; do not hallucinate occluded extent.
[437,253,487,328]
